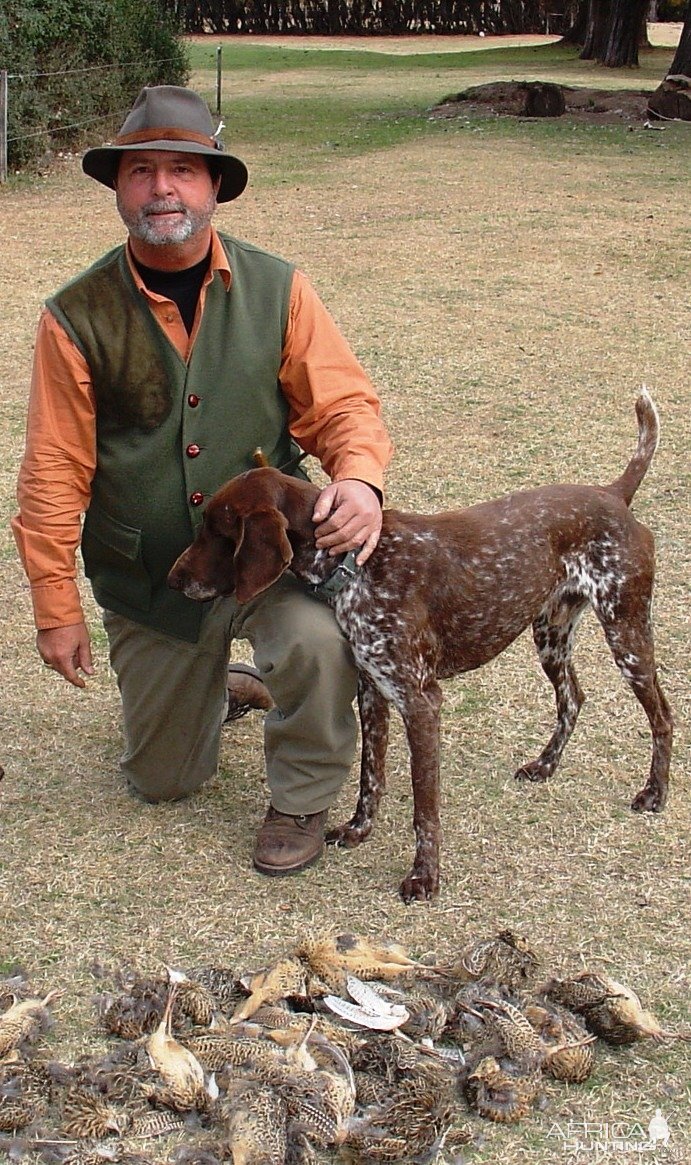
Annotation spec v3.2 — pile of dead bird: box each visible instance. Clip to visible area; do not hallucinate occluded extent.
[1,930,688,1165]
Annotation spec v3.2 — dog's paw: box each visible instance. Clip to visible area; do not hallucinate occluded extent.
[399,867,439,904]
[326,819,373,849]
[631,784,667,813]
[514,760,551,783]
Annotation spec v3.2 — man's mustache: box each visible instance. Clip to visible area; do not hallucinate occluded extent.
[142,200,189,216]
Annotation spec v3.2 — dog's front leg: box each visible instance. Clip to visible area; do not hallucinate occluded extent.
[399,682,443,904]
[326,674,390,849]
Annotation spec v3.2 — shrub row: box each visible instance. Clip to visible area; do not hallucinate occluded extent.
[1,0,188,171]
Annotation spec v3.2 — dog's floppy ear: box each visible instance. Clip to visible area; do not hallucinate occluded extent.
[233,508,293,603]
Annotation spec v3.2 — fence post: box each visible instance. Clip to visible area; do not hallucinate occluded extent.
[0,70,7,183]
[216,45,222,117]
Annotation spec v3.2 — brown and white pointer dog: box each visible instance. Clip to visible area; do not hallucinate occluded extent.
[168,390,672,903]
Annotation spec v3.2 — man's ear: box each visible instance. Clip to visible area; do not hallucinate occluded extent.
[233,509,293,604]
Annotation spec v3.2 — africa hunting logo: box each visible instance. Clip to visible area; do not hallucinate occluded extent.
[547,1109,686,1158]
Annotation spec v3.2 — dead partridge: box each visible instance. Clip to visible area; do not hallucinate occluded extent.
[543,972,691,1045]
[275,1039,355,1147]
[231,958,308,1022]
[346,1073,464,1161]
[99,969,168,1040]
[467,998,546,1074]
[60,1086,130,1139]
[0,989,61,1056]
[524,1000,597,1084]
[145,986,209,1111]
[0,1055,54,1111]
[0,1077,37,1132]
[251,1005,364,1057]
[183,1030,282,1074]
[465,1056,541,1123]
[166,968,216,1027]
[295,933,424,992]
[186,965,246,1013]
[187,1015,321,1085]
[435,930,540,988]
[216,1078,288,1165]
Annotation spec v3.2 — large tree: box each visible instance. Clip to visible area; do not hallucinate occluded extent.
[647,1,691,119]
[667,0,691,74]
[580,0,650,66]
[560,0,589,44]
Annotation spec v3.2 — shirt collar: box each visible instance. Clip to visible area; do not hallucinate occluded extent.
[126,226,232,292]
[208,227,232,289]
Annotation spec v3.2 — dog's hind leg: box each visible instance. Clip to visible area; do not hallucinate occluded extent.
[326,673,390,849]
[597,592,673,814]
[515,599,588,784]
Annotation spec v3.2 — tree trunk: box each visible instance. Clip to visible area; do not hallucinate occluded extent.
[647,2,691,119]
[581,0,611,60]
[560,0,589,45]
[667,2,691,76]
[600,0,648,66]
[581,0,649,66]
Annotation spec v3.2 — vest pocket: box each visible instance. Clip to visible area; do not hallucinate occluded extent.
[82,508,152,612]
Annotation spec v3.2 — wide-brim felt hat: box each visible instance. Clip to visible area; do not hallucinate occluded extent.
[82,85,248,203]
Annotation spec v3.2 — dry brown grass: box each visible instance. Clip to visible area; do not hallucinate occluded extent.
[1,47,690,1164]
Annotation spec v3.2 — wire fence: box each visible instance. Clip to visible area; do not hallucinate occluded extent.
[1,55,193,182]
[7,58,180,83]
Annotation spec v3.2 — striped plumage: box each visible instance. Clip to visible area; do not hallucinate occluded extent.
[295,933,421,994]
[217,1079,288,1164]
[524,1000,597,1083]
[465,1056,541,1123]
[0,990,60,1056]
[543,972,689,1044]
[60,1086,130,1138]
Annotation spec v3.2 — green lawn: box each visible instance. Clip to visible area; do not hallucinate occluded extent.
[182,39,685,171]
[2,33,689,1165]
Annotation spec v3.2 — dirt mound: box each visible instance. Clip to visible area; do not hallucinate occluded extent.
[431,80,654,124]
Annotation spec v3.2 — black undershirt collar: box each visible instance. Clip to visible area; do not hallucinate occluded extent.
[133,249,211,335]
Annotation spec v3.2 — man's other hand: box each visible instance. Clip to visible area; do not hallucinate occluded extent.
[37,622,95,688]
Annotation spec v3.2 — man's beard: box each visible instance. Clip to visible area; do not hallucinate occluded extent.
[117,194,216,246]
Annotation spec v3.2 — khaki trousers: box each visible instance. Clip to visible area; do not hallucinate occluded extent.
[102,573,358,814]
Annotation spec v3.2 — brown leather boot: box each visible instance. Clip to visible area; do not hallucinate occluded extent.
[224,664,274,722]
[253,807,328,876]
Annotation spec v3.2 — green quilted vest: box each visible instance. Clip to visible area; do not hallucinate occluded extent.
[47,233,296,642]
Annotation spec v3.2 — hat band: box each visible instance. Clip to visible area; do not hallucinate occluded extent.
[115,127,219,149]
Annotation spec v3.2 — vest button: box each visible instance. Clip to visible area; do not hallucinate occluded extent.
[190,491,204,507]
[187,394,200,408]
[186,443,201,458]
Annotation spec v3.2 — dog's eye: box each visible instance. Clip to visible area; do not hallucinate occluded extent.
[205,510,237,542]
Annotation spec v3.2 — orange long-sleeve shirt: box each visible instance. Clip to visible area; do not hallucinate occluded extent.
[13,228,392,630]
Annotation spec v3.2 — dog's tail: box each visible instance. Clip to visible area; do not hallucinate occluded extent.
[606,387,660,507]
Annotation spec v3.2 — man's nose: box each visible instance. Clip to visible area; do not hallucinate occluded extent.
[150,167,175,196]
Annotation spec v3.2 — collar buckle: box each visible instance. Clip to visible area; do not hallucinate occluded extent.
[309,549,361,601]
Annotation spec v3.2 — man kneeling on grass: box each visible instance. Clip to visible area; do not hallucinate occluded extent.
[12,85,392,877]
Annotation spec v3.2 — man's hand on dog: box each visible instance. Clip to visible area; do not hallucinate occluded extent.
[313,478,382,565]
